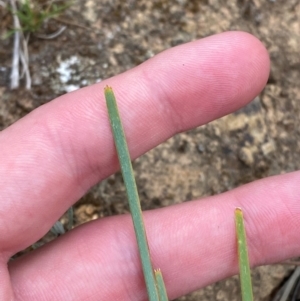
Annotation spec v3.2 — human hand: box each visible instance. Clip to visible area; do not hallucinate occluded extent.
[1,31,297,301]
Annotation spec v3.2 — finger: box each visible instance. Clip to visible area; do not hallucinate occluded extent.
[9,171,300,301]
[0,31,270,255]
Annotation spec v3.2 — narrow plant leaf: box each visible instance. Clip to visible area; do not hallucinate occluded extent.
[105,86,160,301]
[50,221,65,236]
[279,267,300,301]
[155,269,169,301]
[235,208,254,301]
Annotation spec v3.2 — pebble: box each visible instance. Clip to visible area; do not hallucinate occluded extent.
[238,147,254,166]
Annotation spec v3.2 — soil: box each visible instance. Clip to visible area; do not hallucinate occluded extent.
[0,0,300,300]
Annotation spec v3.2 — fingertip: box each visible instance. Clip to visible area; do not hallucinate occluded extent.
[142,31,271,131]
[229,31,270,89]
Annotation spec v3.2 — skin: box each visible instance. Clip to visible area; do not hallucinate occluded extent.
[0,31,298,301]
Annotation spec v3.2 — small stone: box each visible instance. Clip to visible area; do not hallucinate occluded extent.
[197,143,205,153]
[238,147,254,166]
[17,98,34,111]
[261,140,276,156]
[113,43,124,54]
[85,204,95,216]
[226,114,248,131]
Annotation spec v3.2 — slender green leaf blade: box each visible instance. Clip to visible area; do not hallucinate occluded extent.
[235,208,254,301]
[155,269,169,301]
[104,86,160,301]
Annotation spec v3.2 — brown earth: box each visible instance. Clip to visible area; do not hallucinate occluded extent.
[0,1,299,300]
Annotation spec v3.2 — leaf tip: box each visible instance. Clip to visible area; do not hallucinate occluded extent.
[235,207,243,215]
[104,85,113,93]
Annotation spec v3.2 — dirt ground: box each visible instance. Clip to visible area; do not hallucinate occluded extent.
[0,0,300,300]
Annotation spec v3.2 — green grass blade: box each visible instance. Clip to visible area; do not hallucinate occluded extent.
[235,208,254,301]
[104,86,160,301]
[155,269,169,301]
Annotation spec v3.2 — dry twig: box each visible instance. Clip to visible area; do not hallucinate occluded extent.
[9,0,32,89]
[10,0,21,89]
